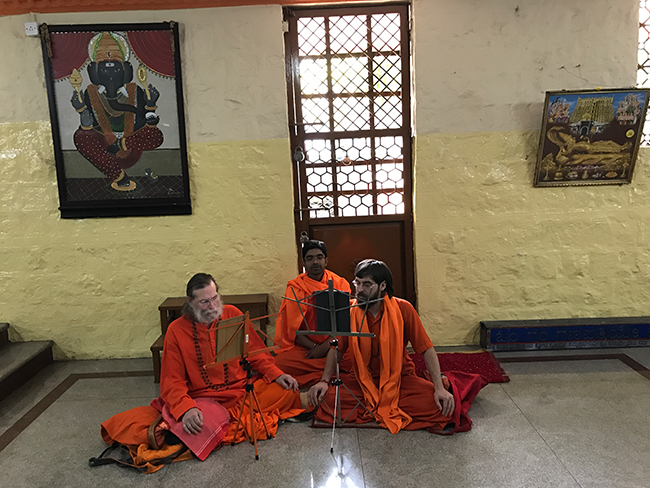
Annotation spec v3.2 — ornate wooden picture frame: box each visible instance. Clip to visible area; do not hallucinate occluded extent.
[40,22,191,218]
[533,88,649,187]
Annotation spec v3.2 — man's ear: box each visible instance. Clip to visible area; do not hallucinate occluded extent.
[379,281,387,294]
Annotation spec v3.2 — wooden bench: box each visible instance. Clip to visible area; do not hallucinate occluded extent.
[150,294,269,383]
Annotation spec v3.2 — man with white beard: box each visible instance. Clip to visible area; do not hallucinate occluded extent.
[157,273,304,453]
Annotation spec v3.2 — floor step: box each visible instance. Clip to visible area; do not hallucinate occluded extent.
[480,316,650,351]
[0,340,54,402]
[0,323,9,348]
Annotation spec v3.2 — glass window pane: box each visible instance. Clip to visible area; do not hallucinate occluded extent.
[305,139,332,164]
[302,98,330,133]
[298,17,326,56]
[293,8,409,218]
[375,136,403,160]
[309,195,334,218]
[330,16,367,54]
[339,193,373,216]
[376,162,404,190]
[300,58,328,95]
[371,13,401,52]
[333,97,370,131]
[377,192,404,215]
[331,57,368,94]
[374,96,402,129]
[306,166,332,193]
[337,164,373,192]
[373,55,401,93]
[335,138,372,161]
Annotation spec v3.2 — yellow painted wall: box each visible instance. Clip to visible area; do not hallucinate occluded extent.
[0,0,648,357]
[413,130,650,344]
[0,120,296,358]
[0,7,298,359]
[412,0,648,344]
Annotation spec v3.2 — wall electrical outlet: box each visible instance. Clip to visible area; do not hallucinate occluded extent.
[25,22,39,37]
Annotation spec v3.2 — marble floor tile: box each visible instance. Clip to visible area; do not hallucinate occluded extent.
[2,350,650,488]
[159,423,364,488]
[357,385,580,488]
[0,358,152,436]
[502,358,650,488]
[1,397,163,488]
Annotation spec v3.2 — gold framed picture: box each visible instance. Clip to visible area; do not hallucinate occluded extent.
[534,88,649,187]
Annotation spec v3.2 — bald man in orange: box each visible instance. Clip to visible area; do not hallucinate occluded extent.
[273,240,352,387]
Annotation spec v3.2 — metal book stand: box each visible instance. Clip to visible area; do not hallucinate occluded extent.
[287,279,380,452]
[204,312,279,460]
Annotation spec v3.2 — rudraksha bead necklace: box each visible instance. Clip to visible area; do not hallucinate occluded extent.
[192,321,229,391]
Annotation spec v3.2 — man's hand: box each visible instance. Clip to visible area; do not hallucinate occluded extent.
[308,380,329,406]
[181,407,203,435]
[434,388,455,417]
[305,340,331,359]
[275,373,299,391]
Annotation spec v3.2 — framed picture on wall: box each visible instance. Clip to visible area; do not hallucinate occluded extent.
[40,22,191,218]
[533,88,649,187]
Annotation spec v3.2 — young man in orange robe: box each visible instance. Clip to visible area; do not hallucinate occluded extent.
[101,273,304,465]
[307,260,487,434]
[273,240,352,387]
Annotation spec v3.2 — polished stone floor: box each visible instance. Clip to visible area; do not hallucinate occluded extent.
[1,348,650,488]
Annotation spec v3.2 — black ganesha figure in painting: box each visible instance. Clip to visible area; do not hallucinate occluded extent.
[70,31,163,192]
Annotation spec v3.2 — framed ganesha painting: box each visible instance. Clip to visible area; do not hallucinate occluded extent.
[40,22,191,218]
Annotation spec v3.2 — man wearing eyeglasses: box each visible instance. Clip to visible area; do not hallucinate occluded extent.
[307,260,487,435]
[155,273,304,455]
[273,240,352,387]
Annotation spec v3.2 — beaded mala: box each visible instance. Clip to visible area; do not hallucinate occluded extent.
[192,321,229,391]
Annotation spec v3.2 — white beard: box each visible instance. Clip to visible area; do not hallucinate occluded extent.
[190,301,223,325]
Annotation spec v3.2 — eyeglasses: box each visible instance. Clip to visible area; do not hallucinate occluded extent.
[352,279,377,290]
[195,295,220,306]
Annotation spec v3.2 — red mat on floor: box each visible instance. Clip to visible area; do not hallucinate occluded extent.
[410,351,509,383]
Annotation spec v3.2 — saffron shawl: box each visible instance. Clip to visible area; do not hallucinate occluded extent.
[349,296,412,433]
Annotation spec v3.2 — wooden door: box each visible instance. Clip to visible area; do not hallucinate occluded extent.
[284,4,415,304]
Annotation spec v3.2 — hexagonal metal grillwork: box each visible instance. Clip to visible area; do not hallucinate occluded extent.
[639,1,650,145]
[289,8,409,218]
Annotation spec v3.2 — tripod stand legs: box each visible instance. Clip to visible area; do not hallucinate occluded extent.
[331,378,340,453]
[231,384,272,459]
[323,340,371,453]
[231,360,273,460]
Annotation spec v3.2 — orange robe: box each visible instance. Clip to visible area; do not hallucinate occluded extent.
[314,297,484,434]
[101,305,303,467]
[160,305,303,444]
[273,270,352,387]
